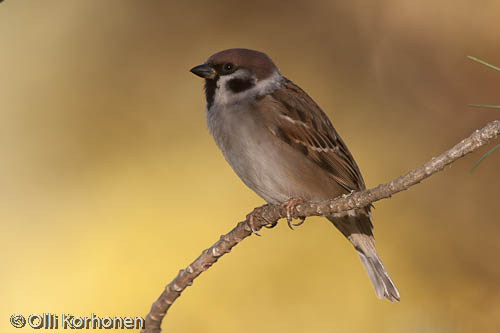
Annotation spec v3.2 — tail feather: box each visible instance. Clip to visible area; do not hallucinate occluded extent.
[328,215,400,302]
[357,249,400,302]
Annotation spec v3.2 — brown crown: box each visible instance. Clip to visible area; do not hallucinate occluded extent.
[207,48,278,80]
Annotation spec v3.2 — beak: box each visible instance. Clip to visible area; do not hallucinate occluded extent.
[190,63,216,79]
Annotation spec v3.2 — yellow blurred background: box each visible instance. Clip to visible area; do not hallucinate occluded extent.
[1,1,499,332]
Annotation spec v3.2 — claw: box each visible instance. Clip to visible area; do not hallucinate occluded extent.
[264,220,278,229]
[292,216,306,227]
[286,208,293,230]
[246,205,275,236]
[247,213,262,236]
[281,197,305,230]
[251,229,261,237]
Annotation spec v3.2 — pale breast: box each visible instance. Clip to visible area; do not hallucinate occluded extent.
[206,104,342,204]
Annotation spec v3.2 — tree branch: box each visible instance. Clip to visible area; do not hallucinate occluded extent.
[141,120,499,333]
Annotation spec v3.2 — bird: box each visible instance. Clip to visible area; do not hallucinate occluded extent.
[190,48,400,302]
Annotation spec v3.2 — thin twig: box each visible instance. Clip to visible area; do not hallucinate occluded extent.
[141,120,499,333]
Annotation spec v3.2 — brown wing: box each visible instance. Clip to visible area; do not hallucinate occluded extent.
[260,77,366,193]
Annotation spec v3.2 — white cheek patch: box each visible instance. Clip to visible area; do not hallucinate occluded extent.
[214,70,282,106]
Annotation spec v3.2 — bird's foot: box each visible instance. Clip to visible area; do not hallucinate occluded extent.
[246,205,275,236]
[281,197,306,230]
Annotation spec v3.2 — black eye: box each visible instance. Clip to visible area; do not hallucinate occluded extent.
[222,63,235,74]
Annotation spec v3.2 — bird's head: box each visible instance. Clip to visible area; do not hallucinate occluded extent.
[190,48,281,108]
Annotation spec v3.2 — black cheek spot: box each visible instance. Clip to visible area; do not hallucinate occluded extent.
[227,78,255,93]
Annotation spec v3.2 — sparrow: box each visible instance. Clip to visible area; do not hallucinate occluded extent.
[190,48,400,302]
